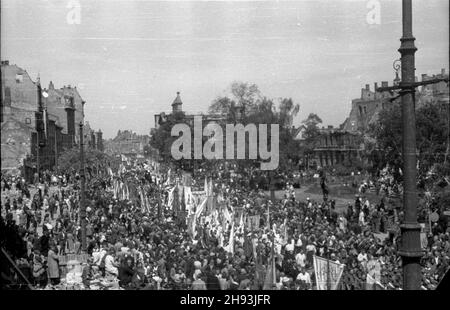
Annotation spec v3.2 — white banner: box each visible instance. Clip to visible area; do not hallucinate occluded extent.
[195,197,208,218]
[167,187,175,210]
[313,255,345,290]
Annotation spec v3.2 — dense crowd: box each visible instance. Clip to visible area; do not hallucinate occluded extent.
[1,161,449,290]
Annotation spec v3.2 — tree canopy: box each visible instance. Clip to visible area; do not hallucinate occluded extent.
[57,146,118,175]
[301,113,323,154]
[367,100,450,188]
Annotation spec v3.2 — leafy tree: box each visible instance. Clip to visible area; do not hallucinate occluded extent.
[367,100,450,186]
[57,146,117,175]
[208,81,261,120]
[278,98,300,129]
[208,97,236,119]
[301,113,323,154]
[150,112,190,168]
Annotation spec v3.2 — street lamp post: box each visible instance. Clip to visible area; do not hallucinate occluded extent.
[397,0,422,290]
[79,122,87,252]
[376,0,448,289]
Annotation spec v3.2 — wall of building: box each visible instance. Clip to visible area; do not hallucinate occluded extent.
[1,118,33,172]
[343,69,448,134]
[1,61,102,175]
[1,62,39,131]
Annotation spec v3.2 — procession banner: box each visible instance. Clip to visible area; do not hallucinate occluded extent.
[195,197,208,218]
[167,187,175,209]
[366,274,386,290]
[223,220,235,254]
[58,254,90,265]
[420,223,428,250]
[374,232,389,244]
[313,255,345,290]
[246,215,260,231]
[191,190,206,207]
[263,252,276,290]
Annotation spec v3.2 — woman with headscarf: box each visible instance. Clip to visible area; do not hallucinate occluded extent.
[65,232,75,254]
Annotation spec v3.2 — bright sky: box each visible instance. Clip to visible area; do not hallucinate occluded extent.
[1,0,448,139]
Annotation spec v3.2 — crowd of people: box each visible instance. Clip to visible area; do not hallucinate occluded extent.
[1,159,449,290]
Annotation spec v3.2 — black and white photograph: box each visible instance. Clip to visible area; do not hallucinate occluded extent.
[1,0,449,295]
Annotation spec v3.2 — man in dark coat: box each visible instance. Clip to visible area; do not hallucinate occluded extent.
[38,229,50,256]
[205,271,221,290]
[119,257,135,288]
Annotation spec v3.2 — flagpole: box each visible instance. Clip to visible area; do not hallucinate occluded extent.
[271,233,276,288]
[327,249,331,290]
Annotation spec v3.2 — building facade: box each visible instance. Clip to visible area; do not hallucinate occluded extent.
[1,60,103,179]
[310,126,363,168]
[342,68,449,134]
[342,81,394,133]
[104,130,149,157]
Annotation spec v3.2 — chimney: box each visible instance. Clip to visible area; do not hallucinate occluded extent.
[365,84,370,91]
[381,81,388,88]
[374,82,378,91]
[49,81,54,90]
[421,74,427,81]
[441,68,446,76]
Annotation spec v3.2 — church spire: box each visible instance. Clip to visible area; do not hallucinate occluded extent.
[172,91,183,113]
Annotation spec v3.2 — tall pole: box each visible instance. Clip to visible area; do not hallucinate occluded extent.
[36,134,40,183]
[79,122,87,252]
[327,249,331,290]
[397,0,423,290]
[54,129,58,168]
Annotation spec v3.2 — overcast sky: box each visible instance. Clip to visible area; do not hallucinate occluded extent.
[1,0,448,139]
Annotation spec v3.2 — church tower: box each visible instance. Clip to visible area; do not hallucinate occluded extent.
[172,91,183,113]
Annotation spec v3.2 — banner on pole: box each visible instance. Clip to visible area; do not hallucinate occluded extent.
[246,215,260,231]
[366,273,386,290]
[313,255,345,290]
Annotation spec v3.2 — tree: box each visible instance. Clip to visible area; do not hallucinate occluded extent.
[230,81,261,118]
[208,97,236,118]
[57,147,117,175]
[301,113,323,154]
[208,81,261,120]
[278,98,300,129]
[367,100,450,186]
[149,111,190,168]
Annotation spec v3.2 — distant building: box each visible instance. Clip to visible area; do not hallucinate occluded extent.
[417,69,449,106]
[1,60,102,179]
[311,126,362,168]
[104,130,149,156]
[342,81,394,133]
[44,81,85,147]
[342,68,449,134]
[319,68,449,169]
[84,121,104,151]
[154,91,228,131]
[1,60,50,176]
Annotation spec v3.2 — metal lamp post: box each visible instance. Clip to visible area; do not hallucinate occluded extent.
[376,0,448,289]
[397,0,422,290]
[79,122,87,252]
